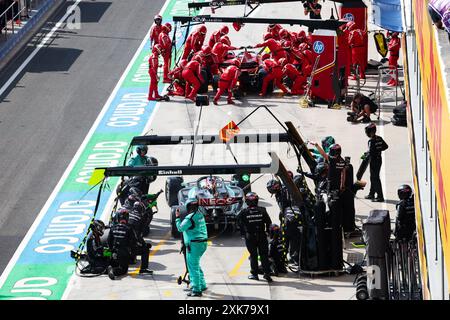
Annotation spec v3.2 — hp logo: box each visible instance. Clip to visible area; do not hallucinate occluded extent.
[313,41,325,54]
[343,13,354,21]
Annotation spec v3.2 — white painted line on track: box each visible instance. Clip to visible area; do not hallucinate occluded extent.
[61,0,173,299]
[0,0,88,289]
[0,0,83,97]
[0,0,168,292]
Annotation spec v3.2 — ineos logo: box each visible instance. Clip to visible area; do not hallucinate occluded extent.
[343,13,354,21]
[313,41,325,54]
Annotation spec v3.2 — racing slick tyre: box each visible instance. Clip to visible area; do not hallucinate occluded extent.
[170,206,181,238]
[198,69,209,94]
[166,176,184,206]
[212,74,220,92]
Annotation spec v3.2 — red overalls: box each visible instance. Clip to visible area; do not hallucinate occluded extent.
[260,59,289,96]
[150,25,163,46]
[148,52,161,101]
[182,60,203,101]
[387,35,400,85]
[213,65,240,104]
[255,39,287,63]
[348,29,366,79]
[283,63,306,95]
[158,31,172,83]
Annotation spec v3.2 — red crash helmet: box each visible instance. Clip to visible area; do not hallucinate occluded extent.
[198,25,207,35]
[263,32,273,41]
[179,59,188,68]
[220,36,231,46]
[232,59,241,68]
[201,45,212,55]
[261,53,271,61]
[279,29,289,39]
[283,63,297,73]
[298,42,309,51]
[232,21,243,31]
[278,58,287,67]
[154,14,162,24]
[268,24,281,33]
[220,25,229,35]
[164,22,172,33]
[283,40,292,48]
[346,21,356,31]
[192,54,203,64]
[298,30,306,41]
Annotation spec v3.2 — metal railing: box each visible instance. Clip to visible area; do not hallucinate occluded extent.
[1,0,45,40]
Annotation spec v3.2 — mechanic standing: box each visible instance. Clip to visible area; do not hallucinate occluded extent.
[182,55,204,102]
[237,192,273,282]
[150,14,163,47]
[394,184,416,241]
[176,198,208,297]
[148,44,164,101]
[365,123,389,202]
[387,31,401,86]
[347,21,366,80]
[303,0,322,34]
[158,23,173,84]
[213,59,241,105]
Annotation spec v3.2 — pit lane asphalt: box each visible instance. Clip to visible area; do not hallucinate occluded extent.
[0,0,165,275]
[65,2,413,300]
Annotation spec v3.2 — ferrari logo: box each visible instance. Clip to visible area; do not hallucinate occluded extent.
[219,121,240,142]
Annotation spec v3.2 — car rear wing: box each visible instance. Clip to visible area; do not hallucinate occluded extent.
[99,152,279,178]
[130,132,290,146]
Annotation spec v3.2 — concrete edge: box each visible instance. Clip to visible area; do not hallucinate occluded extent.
[0,0,66,73]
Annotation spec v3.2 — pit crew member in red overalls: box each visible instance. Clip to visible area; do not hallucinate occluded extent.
[148,44,164,101]
[182,55,204,102]
[347,22,366,80]
[182,25,207,60]
[208,25,229,48]
[213,59,241,105]
[387,31,401,86]
[167,59,187,97]
[260,58,289,96]
[150,15,163,47]
[158,22,172,83]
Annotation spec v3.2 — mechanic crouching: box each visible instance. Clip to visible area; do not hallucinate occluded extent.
[80,220,110,275]
[107,209,153,280]
[237,192,273,282]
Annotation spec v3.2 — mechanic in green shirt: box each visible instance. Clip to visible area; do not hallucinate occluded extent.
[127,145,158,194]
[175,198,208,297]
[127,145,157,167]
